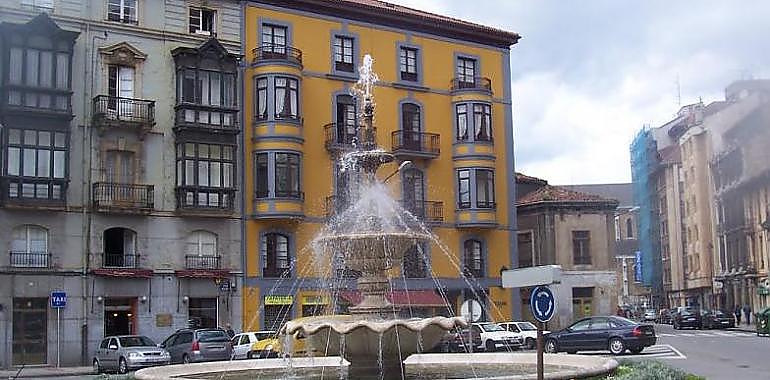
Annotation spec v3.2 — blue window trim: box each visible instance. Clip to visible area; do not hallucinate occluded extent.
[252,73,302,125]
[329,29,360,80]
[253,149,303,200]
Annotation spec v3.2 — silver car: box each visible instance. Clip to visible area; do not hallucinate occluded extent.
[93,335,170,374]
[160,328,233,364]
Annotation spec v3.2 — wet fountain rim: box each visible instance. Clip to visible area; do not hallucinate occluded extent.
[314,231,432,241]
[282,315,467,336]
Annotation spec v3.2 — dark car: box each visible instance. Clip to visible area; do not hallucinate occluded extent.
[160,328,233,364]
[657,309,673,324]
[436,327,482,353]
[673,309,702,329]
[543,316,656,355]
[701,310,735,329]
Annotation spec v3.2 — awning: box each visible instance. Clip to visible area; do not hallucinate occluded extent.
[339,290,446,307]
[175,269,230,279]
[92,268,153,278]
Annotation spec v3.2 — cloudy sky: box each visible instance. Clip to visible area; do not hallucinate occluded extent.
[392,0,770,184]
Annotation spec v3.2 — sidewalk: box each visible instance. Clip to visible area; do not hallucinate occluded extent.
[730,324,757,334]
[0,366,94,379]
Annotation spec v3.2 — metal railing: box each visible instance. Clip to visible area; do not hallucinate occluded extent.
[93,182,154,210]
[450,77,492,93]
[9,251,50,268]
[391,131,440,156]
[185,255,221,270]
[92,95,155,125]
[324,123,359,150]
[103,253,140,268]
[401,200,444,223]
[252,44,303,65]
[176,186,236,211]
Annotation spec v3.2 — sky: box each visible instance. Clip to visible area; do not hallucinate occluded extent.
[391,0,770,184]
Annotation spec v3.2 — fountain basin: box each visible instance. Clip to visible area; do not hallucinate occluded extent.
[134,357,349,380]
[315,232,431,272]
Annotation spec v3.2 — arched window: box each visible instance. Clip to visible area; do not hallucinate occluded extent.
[262,233,290,278]
[402,167,425,217]
[11,225,48,267]
[186,230,218,269]
[463,239,484,278]
[403,243,428,278]
[103,227,137,268]
[401,102,421,150]
[626,219,634,239]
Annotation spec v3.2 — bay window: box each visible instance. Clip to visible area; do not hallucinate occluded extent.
[177,68,236,127]
[456,168,495,209]
[5,128,67,201]
[254,152,302,199]
[274,77,299,120]
[176,142,235,209]
[456,102,492,142]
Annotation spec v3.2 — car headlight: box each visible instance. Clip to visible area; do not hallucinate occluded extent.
[128,352,141,359]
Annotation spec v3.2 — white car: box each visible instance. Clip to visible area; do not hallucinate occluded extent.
[471,322,523,352]
[498,321,549,350]
[230,331,276,359]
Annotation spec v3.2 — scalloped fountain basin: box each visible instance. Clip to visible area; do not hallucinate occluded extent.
[315,232,432,270]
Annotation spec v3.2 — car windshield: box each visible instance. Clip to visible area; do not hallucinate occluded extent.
[480,323,504,332]
[119,336,155,347]
[197,330,230,342]
[255,331,276,341]
[610,317,636,326]
[714,311,726,317]
[518,322,537,331]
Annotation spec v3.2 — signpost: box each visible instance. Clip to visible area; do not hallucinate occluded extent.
[50,291,67,368]
[460,299,482,353]
[530,286,556,380]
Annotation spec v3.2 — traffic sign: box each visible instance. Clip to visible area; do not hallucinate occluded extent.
[460,299,482,322]
[50,291,67,309]
[529,286,555,323]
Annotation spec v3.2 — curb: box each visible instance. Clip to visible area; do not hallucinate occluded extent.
[0,368,95,379]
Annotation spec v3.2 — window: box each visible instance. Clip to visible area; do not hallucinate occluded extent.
[626,219,634,239]
[572,231,591,265]
[104,150,135,183]
[254,152,302,199]
[107,0,137,24]
[456,57,477,87]
[456,102,492,142]
[456,104,468,141]
[7,45,70,110]
[274,77,299,120]
[188,298,217,328]
[399,47,418,81]
[5,128,67,201]
[403,243,428,278]
[11,225,48,267]
[333,36,354,72]
[335,95,357,144]
[572,287,593,320]
[189,7,216,35]
[262,233,290,277]
[255,77,268,120]
[401,103,421,150]
[262,24,287,54]
[475,170,495,208]
[517,232,533,268]
[402,167,424,214]
[186,231,217,256]
[178,69,236,127]
[569,319,591,331]
[103,227,137,268]
[456,168,495,209]
[463,239,484,277]
[176,142,235,209]
[21,0,53,9]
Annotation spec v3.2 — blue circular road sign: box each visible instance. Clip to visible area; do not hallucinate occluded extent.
[530,286,555,323]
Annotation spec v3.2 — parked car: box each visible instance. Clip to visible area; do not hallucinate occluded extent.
[642,309,657,322]
[701,310,735,329]
[498,321,549,349]
[436,327,483,353]
[673,309,702,329]
[160,328,233,364]
[657,309,673,324]
[471,322,523,352]
[543,316,656,355]
[93,335,170,374]
[231,331,277,359]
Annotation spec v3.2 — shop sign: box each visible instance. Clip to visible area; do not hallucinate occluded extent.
[265,295,293,305]
[302,295,329,305]
[156,313,172,327]
[758,287,770,296]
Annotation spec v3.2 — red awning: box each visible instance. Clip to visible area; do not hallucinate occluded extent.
[92,268,153,278]
[339,290,446,307]
[175,269,231,279]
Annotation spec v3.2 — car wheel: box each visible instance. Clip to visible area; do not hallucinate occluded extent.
[673,322,679,330]
[544,339,558,353]
[485,340,496,352]
[609,338,626,355]
[525,338,536,350]
[118,357,128,374]
[92,358,102,374]
[247,351,254,359]
[629,347,643,355]
[183,354,191,364]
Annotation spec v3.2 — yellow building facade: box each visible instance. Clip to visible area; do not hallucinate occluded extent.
[241,0,520,330]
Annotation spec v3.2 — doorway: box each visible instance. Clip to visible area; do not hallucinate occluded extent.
[104,298,137,336]
[12,298,48,365]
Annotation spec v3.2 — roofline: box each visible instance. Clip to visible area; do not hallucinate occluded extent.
[249,0,521,48]
[516,199,620,211]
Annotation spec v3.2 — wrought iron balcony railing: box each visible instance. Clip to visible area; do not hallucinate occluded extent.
[176,186,236,212]
[9,251,51,268]
[252,44,303,66]
[92,95,155,127]
[93,182,154,211]
[401,200,444,223]
[185,255,221,270]
[103,253,140,268]
[324,123,359,151]
[450,77,492,93]
[391,131,440,157]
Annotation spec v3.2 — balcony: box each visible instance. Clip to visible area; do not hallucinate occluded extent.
[450,77,492,95]
[391,131,440,159]
[102,253,140,268]
[176,186,235,214]
[185,255,221,270]
[252,44,303,67]
[324,123,359,152]
[9,251,51,268]
[92,95,155,135]
[2,177,67,209]
[92,182,154,213]
[401,200,444,223]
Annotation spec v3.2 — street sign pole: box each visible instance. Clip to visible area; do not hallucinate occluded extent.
[57,307,60,368]
[530,286,555,380]
[537,320,544,380]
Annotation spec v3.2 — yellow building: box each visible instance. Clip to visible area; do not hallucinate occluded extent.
[241,0,520,330]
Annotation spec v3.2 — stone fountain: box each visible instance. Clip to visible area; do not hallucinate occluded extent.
[281,55,466,368]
